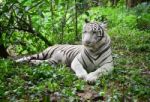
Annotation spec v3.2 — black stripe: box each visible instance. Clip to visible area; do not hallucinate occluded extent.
[48,46,60,58]
[87,45,110,61]
[63,46,75,54]
[99,26,104,37]
[99,53,111,65]
[28,56,32,62]
[42,52,45,57]
[96,37,103,43]
[48,48,55,58]
[47,60,53,64]
[61,46,70,51]
[96,30,105,43]
[99,60,113,68]
[81,55,88,69]
[42,52,46,59]
[95,45,110,60]
[37,54,39,59]
[43,49,52,59]
[31,55,36,60]
[84,49,94,64]
[50,60,57,65]
[66,47,76,54]
[45,49,52,58]
[67,47,78,58]
[70,48,80,58]
[94,23,97,30]
[78,55,88,69]
[43,52,48,59]
[72,48,81,60]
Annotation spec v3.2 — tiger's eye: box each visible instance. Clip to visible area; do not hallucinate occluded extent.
[93,31,97,34]
[83,31,87,33]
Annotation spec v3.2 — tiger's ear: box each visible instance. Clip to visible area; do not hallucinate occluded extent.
[100,22,107,30]
[85,19,90,23]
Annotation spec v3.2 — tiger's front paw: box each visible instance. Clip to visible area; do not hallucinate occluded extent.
[85,73,98,83]
[76,73,87,79]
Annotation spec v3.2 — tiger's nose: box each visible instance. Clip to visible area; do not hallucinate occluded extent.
[84,40,91,45]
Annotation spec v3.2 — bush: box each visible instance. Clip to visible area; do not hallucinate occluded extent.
[137,14,150,30]
[134,2,150,30]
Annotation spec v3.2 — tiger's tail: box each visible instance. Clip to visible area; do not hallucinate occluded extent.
[15,47,51,63]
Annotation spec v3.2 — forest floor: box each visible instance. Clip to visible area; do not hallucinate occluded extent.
[0,27,150,101]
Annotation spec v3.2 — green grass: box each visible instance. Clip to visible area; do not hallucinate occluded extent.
[109,27,150,101]
[0,6,150,101]
[0,28,149,101]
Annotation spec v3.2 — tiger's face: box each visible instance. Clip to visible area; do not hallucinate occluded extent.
[82,22,106,50]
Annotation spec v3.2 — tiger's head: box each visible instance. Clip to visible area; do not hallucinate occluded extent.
[82,20,107,51]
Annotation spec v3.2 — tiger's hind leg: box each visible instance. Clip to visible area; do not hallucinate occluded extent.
[29,60,46,65]
[29,50,64,66]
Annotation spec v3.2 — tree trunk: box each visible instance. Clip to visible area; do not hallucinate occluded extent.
[75,0,78,40]
[126,0,148,8]
[0,44,9,58]
[111,0,119,6]
[126,0,133,8]
[0,25,8,58]
[50,0,54,33]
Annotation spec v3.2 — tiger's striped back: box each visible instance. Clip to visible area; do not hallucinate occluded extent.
[51,45,83,66]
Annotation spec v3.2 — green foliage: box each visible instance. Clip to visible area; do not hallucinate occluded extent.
[0,1,150,101]
[133,3,150,30]
[0,0,78,49]
[79,5,150,31]
[0,60,86,101]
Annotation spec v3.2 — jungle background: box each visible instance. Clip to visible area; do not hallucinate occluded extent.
[0,0,150,101]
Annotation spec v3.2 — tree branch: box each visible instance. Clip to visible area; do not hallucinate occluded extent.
[13,13,52,46]
[11,27,52,46]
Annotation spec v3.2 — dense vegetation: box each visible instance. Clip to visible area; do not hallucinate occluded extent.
[0,0,150,101]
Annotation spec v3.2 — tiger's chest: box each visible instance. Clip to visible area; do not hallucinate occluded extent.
[77,51,101,73]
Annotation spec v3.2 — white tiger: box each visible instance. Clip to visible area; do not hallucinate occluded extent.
[16,21,113,82]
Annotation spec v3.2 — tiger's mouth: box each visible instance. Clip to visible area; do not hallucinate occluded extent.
[84,44,98,52]
[83,43,95,48]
